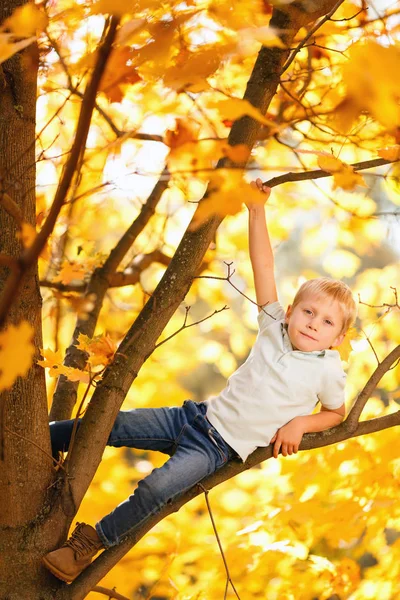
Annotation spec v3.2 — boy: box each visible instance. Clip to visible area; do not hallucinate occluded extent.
[43,181,357,582]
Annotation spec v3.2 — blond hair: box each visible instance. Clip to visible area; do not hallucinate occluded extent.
[292,278,357,334]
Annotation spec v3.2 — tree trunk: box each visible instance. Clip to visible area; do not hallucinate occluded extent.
[0,1,56,597]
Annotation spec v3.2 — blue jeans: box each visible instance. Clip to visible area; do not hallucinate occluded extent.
[50,400,237,547]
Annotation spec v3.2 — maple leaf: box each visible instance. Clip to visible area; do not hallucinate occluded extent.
[163,47,227,92]
[38,348,91,383]
[91,0,159,16]
[164,119,200,149]
[53,261,87,285]
[3,4,47,36]
[332,328,358,362]
[99,48,141,103]
[60,366,91,384]
[377,146,400,161]
[191,169,266,227]
[76,333,117,367]
[336,41,400,132]
[204,97,276,128]
[0,322,35,391]
[297,150,366,190]
[37,348,65,377]
[222,144,251,164]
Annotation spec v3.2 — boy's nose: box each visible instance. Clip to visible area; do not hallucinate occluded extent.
[307,321,318,331]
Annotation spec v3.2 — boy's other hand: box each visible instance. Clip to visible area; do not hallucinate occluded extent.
[270,417,305,458]
[246,178,271,209]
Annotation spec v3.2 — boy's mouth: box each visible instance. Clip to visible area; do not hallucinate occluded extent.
[300,332,317,341]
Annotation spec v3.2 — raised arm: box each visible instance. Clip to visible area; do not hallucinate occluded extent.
[247,179,278,310]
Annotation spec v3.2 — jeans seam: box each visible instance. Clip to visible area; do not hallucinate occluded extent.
[174,423,189,446]
[208,429,228,464]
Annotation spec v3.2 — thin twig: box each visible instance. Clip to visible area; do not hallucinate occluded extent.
[4,425,65,470]
[92,586,131,600]
[154,305,229,349]
[198,483,241,600]
[281,0,345,74]
[194,261,276,319]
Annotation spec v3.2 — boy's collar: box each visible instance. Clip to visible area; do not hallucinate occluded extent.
[281,322,326,356]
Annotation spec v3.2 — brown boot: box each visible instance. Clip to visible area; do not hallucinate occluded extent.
[42,522,104,582]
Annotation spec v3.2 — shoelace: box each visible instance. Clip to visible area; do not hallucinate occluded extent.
[63,523,99,559]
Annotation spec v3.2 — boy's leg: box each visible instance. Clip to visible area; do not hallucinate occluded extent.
[50,403,191,456]
[96,403,234,546]
[43,401,236,581]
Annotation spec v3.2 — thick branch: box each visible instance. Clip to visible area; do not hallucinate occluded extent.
[0,16,120,327]
[346,344,400,431]
[62,409,400,600]
[49,174,169,421]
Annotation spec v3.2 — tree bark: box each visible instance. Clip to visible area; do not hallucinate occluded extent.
[0,1,56,597]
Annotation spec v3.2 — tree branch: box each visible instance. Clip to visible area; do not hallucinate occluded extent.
[263,157,399,188]
[345,344,400,431]
[0,16,120,327]
[49,173,169,421]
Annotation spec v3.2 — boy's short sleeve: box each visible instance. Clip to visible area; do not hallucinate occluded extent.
[318,359,346,410]
[257,301,286,332]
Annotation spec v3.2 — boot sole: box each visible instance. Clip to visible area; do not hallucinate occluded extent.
[41,556,74,583]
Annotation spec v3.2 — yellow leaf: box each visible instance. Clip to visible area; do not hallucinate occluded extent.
[54,292,96,320]
[16,222,36,248]
[0,322,34,391]
[60,366,91,384]
[53,262,87,285]
[238,26,286,56]
[332,165,366,191]
[99,47,141,103]
[76,333,116,367]
[299,151,366,190]
[317,155,343,173]
[204,97,276,127]
[332,328,358,362]
[165,119,200,149]
[377,146,400,161]
[4,4,47,37]
[166,139,225,173]
[339,41,400,132]
[0,33,36,64]
[222,144,251,164]
[163,47,227,92]
[191,170,265,227]
[37,348,64,377]
[91,0,159,16]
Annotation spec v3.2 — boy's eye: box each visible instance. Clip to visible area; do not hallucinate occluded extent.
[325,320,333,326]
[304,309,312,315]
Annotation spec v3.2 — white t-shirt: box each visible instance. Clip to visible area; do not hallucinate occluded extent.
[205,301,346,462]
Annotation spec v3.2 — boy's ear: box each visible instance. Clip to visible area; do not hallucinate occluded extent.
[333,332,346,347]
[285,305,292,323]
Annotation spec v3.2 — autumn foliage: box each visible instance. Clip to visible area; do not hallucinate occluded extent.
[1,1,400,599]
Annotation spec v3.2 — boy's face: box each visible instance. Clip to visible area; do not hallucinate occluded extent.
[285,294,346,352]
